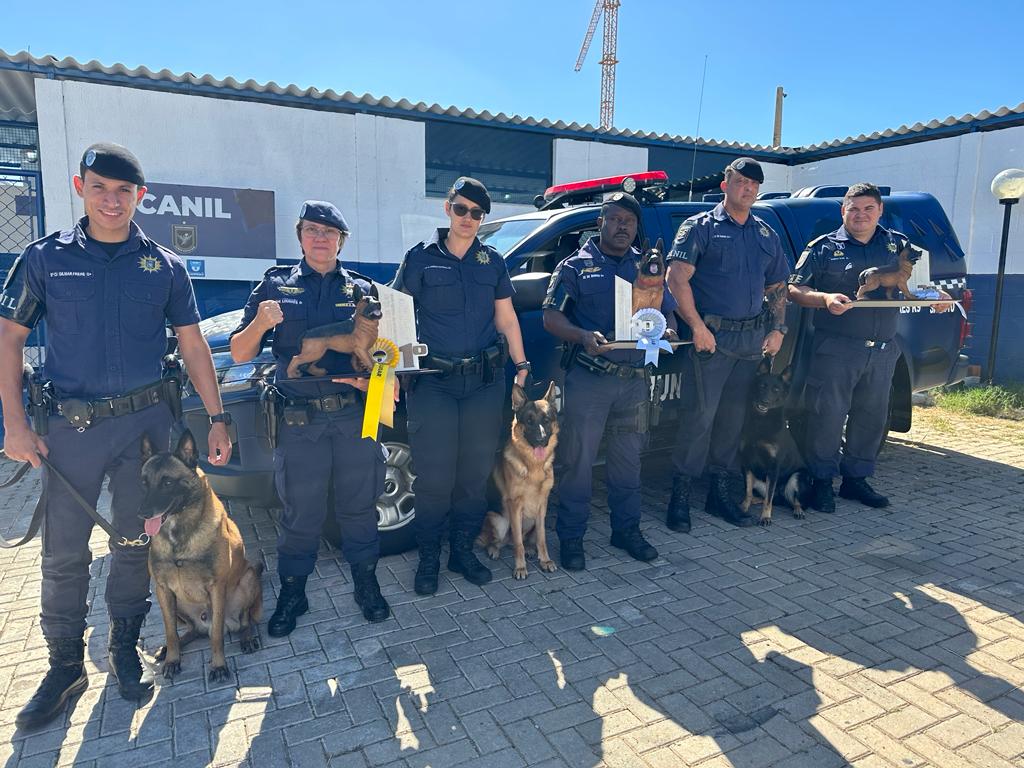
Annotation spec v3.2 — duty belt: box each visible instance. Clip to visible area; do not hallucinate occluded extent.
[702,312,766,332]
[424,353,484,376]
[575,351,649,379]
[54,379,166,431]
[287,391,358,412]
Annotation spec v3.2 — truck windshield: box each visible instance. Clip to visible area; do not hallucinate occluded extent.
[478,219,543,256]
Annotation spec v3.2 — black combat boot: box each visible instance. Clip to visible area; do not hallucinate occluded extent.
[108,614,154,703]
[351,561,391,623]
[610,524,659,562]
[16,637,88,729]
[559,537,586,571]
[447,530,492,586]
[267,575,309,637]
[414,540,442,596]
[665,474,693,533]
[810,478,836,514]
[839,477,889,508]
[706,473,756,527]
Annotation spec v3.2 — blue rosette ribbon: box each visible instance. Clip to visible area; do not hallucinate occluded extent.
[631,308,673,366]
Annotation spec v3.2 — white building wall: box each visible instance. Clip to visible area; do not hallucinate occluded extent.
[552,139,648,185]
[788,125,1024,275]
[34,79,531,279]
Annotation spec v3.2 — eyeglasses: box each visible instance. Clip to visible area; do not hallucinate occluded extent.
[450,202,485,221]
[301,224,343,239]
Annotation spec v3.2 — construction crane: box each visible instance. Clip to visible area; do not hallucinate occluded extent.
[574,0,620,130]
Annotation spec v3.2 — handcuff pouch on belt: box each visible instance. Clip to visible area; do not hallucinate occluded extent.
[282,404,312,428]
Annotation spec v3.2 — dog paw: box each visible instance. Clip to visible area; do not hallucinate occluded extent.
[240,636,261,654]
[162,659,181,679]
[486,546,501,560]
[154,645,168,663]
[759,516,773,528]
[793,508,806,520]
[539,559,557,573]
[208,665,231,683]
[513,566,529,580]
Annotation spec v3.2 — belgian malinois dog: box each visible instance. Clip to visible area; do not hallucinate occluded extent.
[631,238,667,315]
[141,431,264,682]
[477,382,559,579]
[856,243,921,300]
[739,357,811,526]
[286,296,383,377]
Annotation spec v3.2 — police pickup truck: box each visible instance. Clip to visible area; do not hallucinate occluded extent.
[182,171,971,554]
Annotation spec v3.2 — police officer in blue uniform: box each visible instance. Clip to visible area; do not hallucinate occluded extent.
[0,143,231,727]
[543,192,673,570]
[393,177,529,595]
[788,183,952,512]
[230,201,390,633]
[665,158,791,529]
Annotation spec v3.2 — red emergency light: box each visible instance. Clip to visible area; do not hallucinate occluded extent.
[542,171,669,202]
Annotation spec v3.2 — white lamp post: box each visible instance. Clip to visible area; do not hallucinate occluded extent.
[986,169,1024,384]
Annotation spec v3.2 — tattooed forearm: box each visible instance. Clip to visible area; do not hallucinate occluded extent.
[766,282,787,327]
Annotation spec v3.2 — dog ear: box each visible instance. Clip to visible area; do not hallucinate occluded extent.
[511,383,527,411]
[174,430,199,469]
[543,380,557,405]
[640,237,650,254]
[655,237,664,254]
[141,434,155,463]
[757,355,772,375]
[780,365,793,384]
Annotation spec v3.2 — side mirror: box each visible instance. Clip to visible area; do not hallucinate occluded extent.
[510,272,552,313]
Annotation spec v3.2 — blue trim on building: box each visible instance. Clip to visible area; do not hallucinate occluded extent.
[964,274,1024,383]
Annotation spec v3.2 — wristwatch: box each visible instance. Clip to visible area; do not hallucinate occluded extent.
[771,324,788,335]
[209,412,233,426]
[514,361,532,373]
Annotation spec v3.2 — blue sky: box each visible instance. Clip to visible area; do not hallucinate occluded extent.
[2,0,1020,148]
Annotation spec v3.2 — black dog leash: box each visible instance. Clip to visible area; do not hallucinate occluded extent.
[0,450,149,550]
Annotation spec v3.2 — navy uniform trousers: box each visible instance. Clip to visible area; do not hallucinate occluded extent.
[273,407,385,577]
[804,334,899,480]
[405,371,505,543]
[672,326,765,477]
[40,403,172,639]
[556,367,647,540]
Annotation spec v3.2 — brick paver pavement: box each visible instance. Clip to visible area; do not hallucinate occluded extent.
[1,406,1022,767]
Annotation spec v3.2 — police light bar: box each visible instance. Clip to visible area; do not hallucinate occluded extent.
[542,171,669,202]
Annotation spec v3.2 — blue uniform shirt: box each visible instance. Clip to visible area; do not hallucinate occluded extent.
[0,217,199,399]
[790,224,910,342]
[231,259,377,399]
[667,203,789,319]
[543,236,678,366]
[392,228,513,358]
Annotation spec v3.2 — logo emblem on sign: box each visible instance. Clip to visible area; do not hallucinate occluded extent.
[138,255,162,274]
[172,224,198,254]
[475,251,490,265]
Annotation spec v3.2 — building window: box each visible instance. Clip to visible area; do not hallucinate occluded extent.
[425,122,552,206]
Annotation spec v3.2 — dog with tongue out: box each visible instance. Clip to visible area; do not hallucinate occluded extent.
[476,381,560,579]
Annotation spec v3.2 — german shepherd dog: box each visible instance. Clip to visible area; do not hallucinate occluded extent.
[286,296,383,378]
[856,243,921,300]
[477,382,559,579]
[739,357,811,526]
[141,431,264,682]
[632,238,667,315]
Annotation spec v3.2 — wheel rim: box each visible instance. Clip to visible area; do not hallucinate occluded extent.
[376,441,416,532]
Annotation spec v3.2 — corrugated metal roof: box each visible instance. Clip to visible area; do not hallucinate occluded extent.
[2,49,1023,159]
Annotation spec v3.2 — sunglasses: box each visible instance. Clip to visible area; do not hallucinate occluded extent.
[300,224,343,239]
[450,202,485,221]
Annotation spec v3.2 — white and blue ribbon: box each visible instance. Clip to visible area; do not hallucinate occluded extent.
[631,308,674,366]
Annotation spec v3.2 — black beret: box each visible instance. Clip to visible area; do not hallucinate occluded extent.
[80,142,145,186]
[449,176,491,214]
[602,191,642,221]
[299,200,349,233]
[726,157,764,183]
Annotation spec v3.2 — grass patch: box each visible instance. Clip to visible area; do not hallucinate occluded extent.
[934,384,1024,420]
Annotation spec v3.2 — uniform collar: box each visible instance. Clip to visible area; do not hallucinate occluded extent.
[59,216,152,254]
[428,228,481,259]
[834,224,889,245]
[296,256,349,280]
[581,235,636,263]
[710,202,753,228]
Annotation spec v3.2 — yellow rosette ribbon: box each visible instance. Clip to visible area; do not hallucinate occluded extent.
[361,338,400,439]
